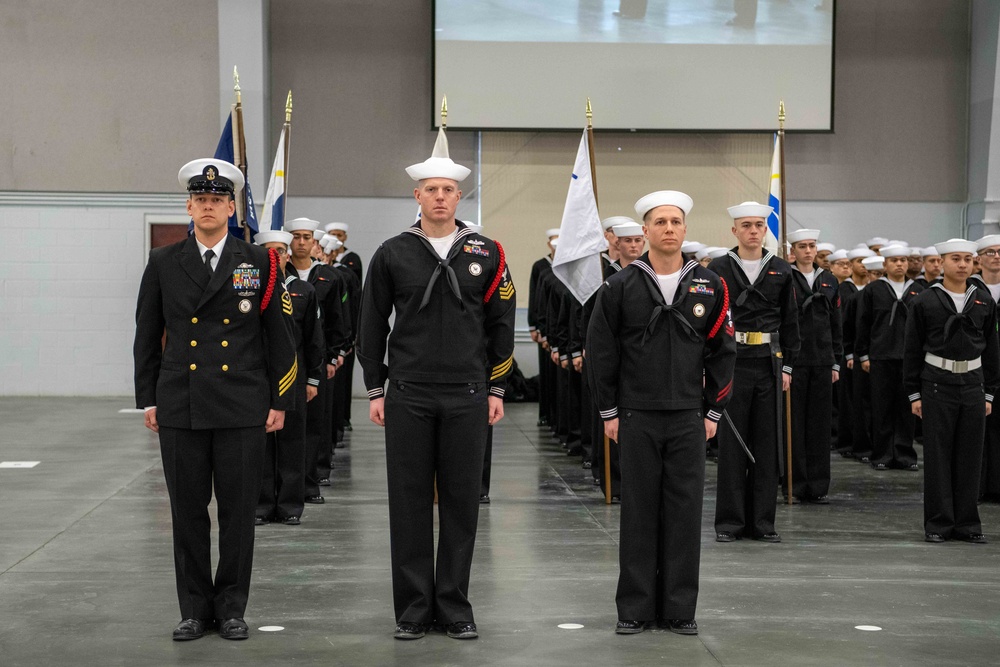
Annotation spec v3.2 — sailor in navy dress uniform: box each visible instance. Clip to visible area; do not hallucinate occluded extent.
[855,244,924,471]
[588,190,736,636]
[133,159,296,641]
[357,154,516,641]
[709,201,799,544]
[324,222,362,433]
[527,229,559,427]
[904,238,1000,544]
[836,246,875,460]
[253,230,325,526]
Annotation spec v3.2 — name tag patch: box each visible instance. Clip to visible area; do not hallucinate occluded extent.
[689,285,715,296]
[463,244,490,257]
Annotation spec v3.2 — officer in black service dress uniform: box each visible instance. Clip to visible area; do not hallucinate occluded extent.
[357,154,516,641]
[589,190,736,636]
[133,159,296,641]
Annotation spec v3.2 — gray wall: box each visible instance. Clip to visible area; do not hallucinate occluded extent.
[0,1,220,193]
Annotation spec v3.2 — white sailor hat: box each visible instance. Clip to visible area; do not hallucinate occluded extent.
[817,242,836,253]
[862,256,885,270]
[550,237,560,247]
[635,191,694,219]
[284,218,320,232]
[976,234,1000,251]
[321,236,343,253]
[936,238,977,255]
[464,222,484,233]
[866,236,889,247]
[681,241,706,254]
[879,244,910,258]
[612,222,644,238]
[708,246,728,259]
[405,156,471,182]
[920,246,940,257]
[253,230,293,247]
[787,229,820,244]
[886,239,906,247]
[545,227,561,238]
[313,230,326,241]
[727,201,774,220]
[695,246,722,261]
[178,158,244,195]
[909,248,922,257]
[828,249,849,262]
[325,222,349,233]
[847,247,876,260]
[601,216,637,231]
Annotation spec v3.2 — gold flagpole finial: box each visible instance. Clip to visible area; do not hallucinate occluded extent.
[285,90,293,123]
[441,95,448,129]
[233,66,241,104]
[778,100,785,131]
[586,97,593,128]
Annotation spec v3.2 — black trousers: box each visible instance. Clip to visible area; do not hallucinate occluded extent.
[851,363,874,459]
[554,363,570,442]
[836,357,855,454]
[982,410,1000,498]
[159,425,264,620]
[384,380,488,625]
[258,385,307,519]
[481,425,494,496]
[869,360,917,467]
[789,364,832,499]
[331,363,348,444]
[716,357,779,538]
[617,408,704,621]
[304,375,333,496]
[922,381,985,538]
[537,344,551,423]
[342,352,355,423]
[579,365,595,460]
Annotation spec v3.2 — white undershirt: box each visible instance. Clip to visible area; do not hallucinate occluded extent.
[987,282,1000,303]
[800,270,815,289]
[656,269,683,306]
[427,229,458,259]
[944,288,966,312]
[886,278,906,300]
[740,258,763,284]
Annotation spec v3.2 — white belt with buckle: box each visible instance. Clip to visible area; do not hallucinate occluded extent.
[735,331,771,345]
[925,353,982,373]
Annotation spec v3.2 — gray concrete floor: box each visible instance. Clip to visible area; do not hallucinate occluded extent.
[1,397,998,666]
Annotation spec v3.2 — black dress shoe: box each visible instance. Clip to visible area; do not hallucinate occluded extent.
[615,620,645,634]
[907,463,920,471]
[394,622,425,640]
[172,618,212,641]
[857,455,871,464]
[218,618,249,640]
[839,450,854,458]
[611,495,621,504]
[959,533,988,544]
[254,516,268,526]
[479,494,491,504]
[283,516,301,526]
[304,495,325,504]
[810,495,830,505]
[445,621,478,639]
[582,460,592,469]
[318,477,331,486]
[666,619,698,635]
[716,531,737,543]
[872,462,888,471]
[757,532,782,543]
[343,421,352,431]
[567,446,583,457]
[924,533,945,543]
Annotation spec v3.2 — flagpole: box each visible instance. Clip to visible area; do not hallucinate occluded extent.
[283,90,292,229]
[233,67,250,242]
[586,99,612,506]
[778,100,793,506]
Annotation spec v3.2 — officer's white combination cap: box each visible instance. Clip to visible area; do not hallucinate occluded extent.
[866,236,889,247]
[862,256,885,269]
[879,244,910,258]
[254,230,293,246]
[635,191,694,219]
[612,222,644,238]
[817,242,836,253]
[681,241,706,254]
[847,247,876,260]
[325,222,349,233]
[787,229,820,244]
[545,227,561,238]
[727,201,773,220]
[178,158,244,194]
[976,234,1000,251]
[284,218,320,232]
[405,156,471,182]
[828,249,849,261]
[936,238,977,255]
[601,216,636,231]
[920,246,940,257]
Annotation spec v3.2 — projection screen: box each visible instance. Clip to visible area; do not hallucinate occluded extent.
[433,0,835,131]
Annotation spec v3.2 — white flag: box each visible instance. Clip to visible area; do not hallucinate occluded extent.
[552,129,607,304]
[260,126,287,231]
[765,132,781,253]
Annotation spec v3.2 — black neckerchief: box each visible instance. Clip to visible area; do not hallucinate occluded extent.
[630,256,702,346]
[727,248,775,307]
[930,282,977,341]
[403,221,476,312]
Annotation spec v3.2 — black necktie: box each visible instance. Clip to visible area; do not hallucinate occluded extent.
[204,249,215,274]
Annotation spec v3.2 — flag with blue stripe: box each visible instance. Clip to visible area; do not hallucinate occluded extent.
[260,126,287,231]
[766,132,781,252]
